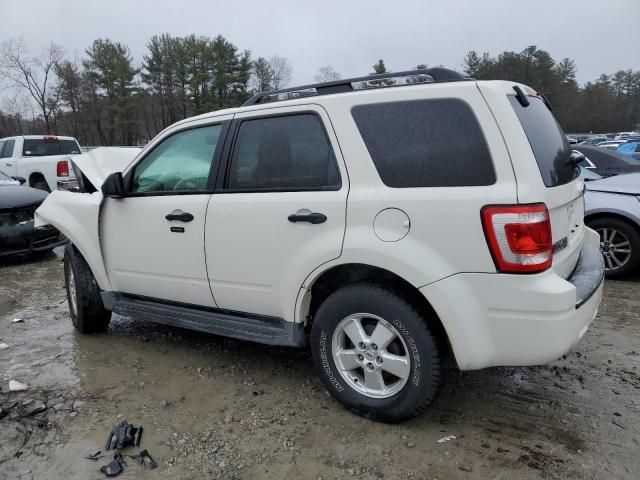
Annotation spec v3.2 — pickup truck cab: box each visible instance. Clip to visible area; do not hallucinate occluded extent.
[0,135,81,192]
[35,68,604,422]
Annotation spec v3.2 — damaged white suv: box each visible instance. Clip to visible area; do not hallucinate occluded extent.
[36,68,604,422]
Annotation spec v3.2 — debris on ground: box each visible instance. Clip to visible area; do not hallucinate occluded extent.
[105,420,143,450]
[437,435,457,443]
[99,452,127,477]
[128,449,158,470]
[10,318,23,323]
[8,380,29,392]
[86,450,105,461]
[0,342,9,349]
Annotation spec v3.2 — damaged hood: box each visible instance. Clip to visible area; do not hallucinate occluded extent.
[0,185,48,210]
[72,147,142,189]
[586,172,640,195]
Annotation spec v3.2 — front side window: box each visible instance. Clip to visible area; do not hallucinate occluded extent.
[227,114,340,191]
[352,99,495,188]
[1,139,15,158]
[132,125,222,193]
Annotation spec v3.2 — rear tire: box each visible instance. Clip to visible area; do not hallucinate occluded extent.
[31,178,51,192]
[64,244,111,333]
[310,283,445,422]
[587,217,640,279]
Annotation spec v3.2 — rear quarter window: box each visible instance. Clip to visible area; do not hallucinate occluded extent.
[508,96,576,187]
[351,99,495,188]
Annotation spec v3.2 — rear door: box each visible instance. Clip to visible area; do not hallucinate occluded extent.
[0,139,17,177]
[481,83,585,278]
[205,105,348,321]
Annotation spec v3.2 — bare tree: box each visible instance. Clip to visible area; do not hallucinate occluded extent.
[268,55,292,89]
[314,65,341,83]
[0,38,64,132]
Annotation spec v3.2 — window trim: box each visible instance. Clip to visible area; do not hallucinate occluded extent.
[123,121,231,197]
[350,97,497,189]
[216,111,342,194]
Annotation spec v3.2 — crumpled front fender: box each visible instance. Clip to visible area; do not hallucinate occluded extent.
[35,190,111,291]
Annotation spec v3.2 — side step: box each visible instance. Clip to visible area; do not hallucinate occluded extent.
[102,293,306,347]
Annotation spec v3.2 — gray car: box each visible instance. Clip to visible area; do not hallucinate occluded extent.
[583,168,640,277]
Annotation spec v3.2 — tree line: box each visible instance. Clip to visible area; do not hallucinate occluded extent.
[0,39,638,145]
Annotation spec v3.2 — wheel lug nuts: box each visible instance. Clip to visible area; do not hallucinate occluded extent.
[377,356,383,363]
[371,344,378,350]
[358,354,364,361]
[367,362,374,370]
[358,342,366,349]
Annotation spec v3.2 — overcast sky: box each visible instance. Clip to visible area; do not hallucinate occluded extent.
[1,0,639,86]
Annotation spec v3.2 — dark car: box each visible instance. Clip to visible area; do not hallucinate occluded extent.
[0,171,67,257]
[573,145,640,177]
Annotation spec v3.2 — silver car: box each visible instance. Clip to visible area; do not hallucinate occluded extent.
[583,168,640,277]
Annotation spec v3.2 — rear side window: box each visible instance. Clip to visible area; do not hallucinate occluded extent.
[227,114,340,191]
[351,99,495,188]
[22,138,81,156]
[508,96,575,187]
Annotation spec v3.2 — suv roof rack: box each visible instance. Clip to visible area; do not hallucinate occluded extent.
[242,67,471,106]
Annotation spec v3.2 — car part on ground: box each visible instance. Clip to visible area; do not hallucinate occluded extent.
[105,420,143,450]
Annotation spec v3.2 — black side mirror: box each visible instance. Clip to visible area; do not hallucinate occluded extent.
[12,176,26,185]
[102,172,126,198]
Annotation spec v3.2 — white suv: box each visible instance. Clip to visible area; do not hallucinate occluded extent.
[36,68,604,422]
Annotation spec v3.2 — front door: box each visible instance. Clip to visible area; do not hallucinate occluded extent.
[101,119,230,307]
[205,106,348,320]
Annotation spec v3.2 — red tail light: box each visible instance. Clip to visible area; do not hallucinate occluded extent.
[57,160,69,177]
[44,136,59,143]
[481,203,552,273]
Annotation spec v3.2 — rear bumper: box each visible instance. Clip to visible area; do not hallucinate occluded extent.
[0,222,68,257]
[421,228,604,370]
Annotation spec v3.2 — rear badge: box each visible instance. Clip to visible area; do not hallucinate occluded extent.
[553,237,568,253]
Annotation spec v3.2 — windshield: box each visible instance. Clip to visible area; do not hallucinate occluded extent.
[22,138,81,156]
[580,167,603,181]
[0,170,17,185]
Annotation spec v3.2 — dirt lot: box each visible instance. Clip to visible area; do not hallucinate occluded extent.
[1,251,639,480]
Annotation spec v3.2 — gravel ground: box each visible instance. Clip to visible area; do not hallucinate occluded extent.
[1,251,639,479]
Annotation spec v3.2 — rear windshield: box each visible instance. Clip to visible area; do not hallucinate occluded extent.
[22,138,81,156]
[508,96,576,187]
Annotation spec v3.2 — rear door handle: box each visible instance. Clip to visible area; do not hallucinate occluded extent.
[287,212,327,224]
[165,210,194,222]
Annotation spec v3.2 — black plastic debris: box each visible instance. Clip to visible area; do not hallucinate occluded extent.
[100,452,127,477]
[86,450,104,461]
[128,449,158,470]
[105,420,143,450]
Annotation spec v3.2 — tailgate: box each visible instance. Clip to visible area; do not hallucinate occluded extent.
[483,82,585,279]
[544,181,585,278]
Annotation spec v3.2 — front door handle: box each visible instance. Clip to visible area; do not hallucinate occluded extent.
[165,210,194,222]
[288,212,327,224]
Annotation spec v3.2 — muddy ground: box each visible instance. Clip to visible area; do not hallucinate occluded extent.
[0,251,639,480]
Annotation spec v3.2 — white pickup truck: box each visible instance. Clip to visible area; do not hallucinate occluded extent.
[0,135,82,191]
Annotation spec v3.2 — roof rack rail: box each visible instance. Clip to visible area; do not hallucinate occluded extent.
[242,67,471,106]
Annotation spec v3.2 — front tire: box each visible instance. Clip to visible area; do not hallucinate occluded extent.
[310,283,445,422]
[64,245,111,333]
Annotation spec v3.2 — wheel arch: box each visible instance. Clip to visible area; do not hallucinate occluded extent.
[585,210,640,232]
[298,262,454,364]
[29,171,50,190]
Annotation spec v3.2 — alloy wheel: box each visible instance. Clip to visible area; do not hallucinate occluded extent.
[597,227,632,272]
[331,313,411,399]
